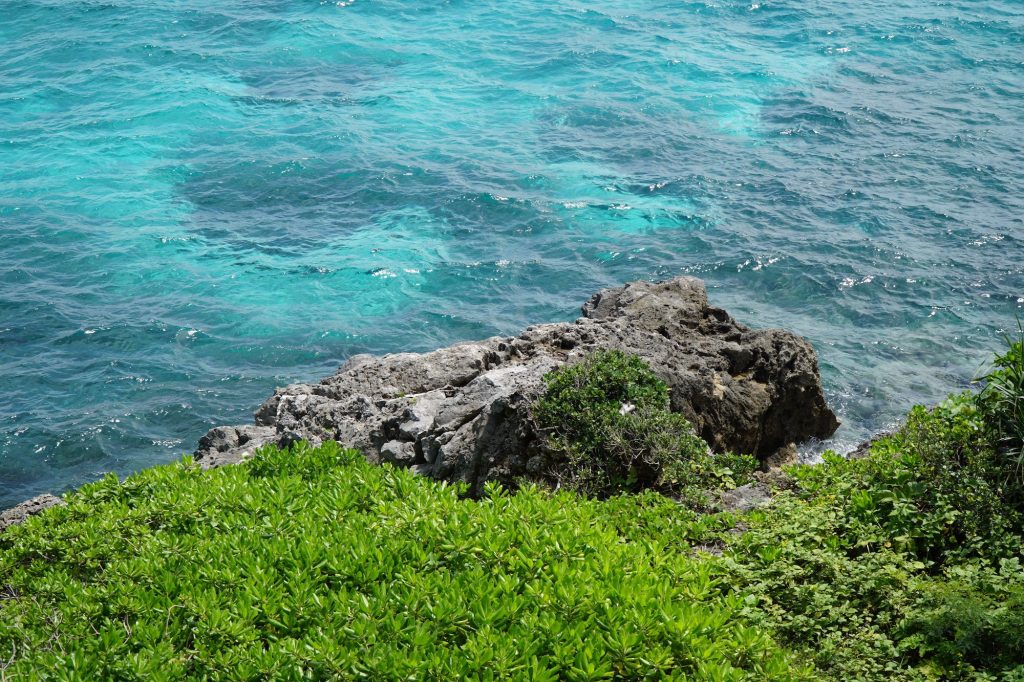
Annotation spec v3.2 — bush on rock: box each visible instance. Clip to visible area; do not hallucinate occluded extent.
[533,350,755,501]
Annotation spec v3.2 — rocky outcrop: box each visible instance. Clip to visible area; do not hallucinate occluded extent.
[194,425,279,469]
[0,494,65,532]
[195,276,839,495]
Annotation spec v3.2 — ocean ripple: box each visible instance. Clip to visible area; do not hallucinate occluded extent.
[1,0,1022,507]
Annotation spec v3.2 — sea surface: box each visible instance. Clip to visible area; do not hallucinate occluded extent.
[2,0,1023,508]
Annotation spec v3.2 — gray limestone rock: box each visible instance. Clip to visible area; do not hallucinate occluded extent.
[194,276,840,495]
[193,425,278,469]
[716,483,773,513]
[0,493,65,532]
[381,440,416,466]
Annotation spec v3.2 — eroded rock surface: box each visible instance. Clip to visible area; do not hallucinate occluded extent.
[195,277,839,495]
[0,493,65,532]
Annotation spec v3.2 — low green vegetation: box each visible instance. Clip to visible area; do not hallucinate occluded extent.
[979,320,1024,487]
[717,397,1024,680]
[714,330,1024,680]
[533,349,756,502]
[2,340,1023,680]
[0,443,801,680]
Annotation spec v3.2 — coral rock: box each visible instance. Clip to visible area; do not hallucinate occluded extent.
[195,277,839,495]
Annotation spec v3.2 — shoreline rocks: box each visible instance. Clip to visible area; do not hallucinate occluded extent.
[0,494,65,532]
[195,276,839,495]
[1,276,841,528]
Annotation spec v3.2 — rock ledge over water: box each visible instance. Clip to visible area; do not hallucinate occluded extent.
[196,277,839,494]
[0,494,65,532]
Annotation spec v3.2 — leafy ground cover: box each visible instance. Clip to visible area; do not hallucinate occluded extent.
[716,398,1024,680]
[0,442,801,681]
[2,336,1023,680]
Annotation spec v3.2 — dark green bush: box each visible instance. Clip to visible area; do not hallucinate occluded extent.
[899,559,1024,675]
[979,321,1024,492]
[864,394,1022,563]
[533,350,755,500]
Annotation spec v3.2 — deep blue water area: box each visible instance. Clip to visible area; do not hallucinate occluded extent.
[2,0,1022,507]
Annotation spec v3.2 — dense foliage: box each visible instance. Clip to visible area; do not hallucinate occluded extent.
[715,393,1024,679]
[3,342,1024,680]
[533,350,755,500]
[0,442,801,681]
[979,322,1024,489]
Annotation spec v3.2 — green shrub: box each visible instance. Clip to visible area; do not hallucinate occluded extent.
[714,369,1024,680]
[979,320,1024,491]
[864,394,1022,563]
[533,350,755,500]
[899,559,1024,675]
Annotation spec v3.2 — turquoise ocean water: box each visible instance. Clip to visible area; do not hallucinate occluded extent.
[1,0,1022,507]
